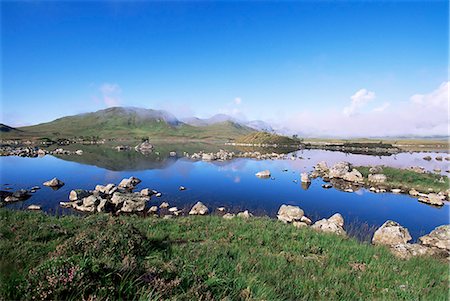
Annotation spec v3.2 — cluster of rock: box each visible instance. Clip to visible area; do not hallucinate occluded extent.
[0,146,83,157]
[310,161,449,205]
[423,155,450,161]
[372,221,449,259]
[276,204,346,235]
[60,176,156,213]
[188,150,295,162]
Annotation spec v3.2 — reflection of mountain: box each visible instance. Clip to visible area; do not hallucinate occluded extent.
[54,147,178,171]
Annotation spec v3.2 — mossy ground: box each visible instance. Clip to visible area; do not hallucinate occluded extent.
[0,209,448,300]
[357,166,449,193]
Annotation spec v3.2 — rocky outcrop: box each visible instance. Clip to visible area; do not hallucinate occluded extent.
[95,184,117,195]
[372,220,412,246]
[69,189,91,201]
[373,222,450,260]
[342,169,364,183]
[328,162,352,179]
[111,192,149,213]
[311,213,346,236]
[43,177,64,188]
[189,202,209,215]
[277,205,304,223]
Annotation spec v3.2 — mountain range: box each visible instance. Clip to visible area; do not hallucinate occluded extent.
[0,107,274,141]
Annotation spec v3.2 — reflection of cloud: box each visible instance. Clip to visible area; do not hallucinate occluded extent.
[354,189,364,196]
[234,176,241,183]
[103,170,123,183]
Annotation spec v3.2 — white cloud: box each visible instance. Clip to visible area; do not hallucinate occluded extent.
[234,97,242,105]
[283,82,449,137]
[99,83,121,107]
[343,88,376,116]
[373,102,390,112]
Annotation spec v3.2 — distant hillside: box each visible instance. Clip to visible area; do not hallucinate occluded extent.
[0,124,23,133]
[182,114,273,132]
[2,107,255,141]
[235,132,299,145]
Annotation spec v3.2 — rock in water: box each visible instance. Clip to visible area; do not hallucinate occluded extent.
[300,173,311,183]
[277,205,304,223]
[43,177,64,187]
[189,201,209,215]
[372,220,412,246]
[418,193,444,206]
[69,189,91,201]
[255,170,271,178]
[118,177,141,189]
[342,169,364,183]
[328,162,352,179]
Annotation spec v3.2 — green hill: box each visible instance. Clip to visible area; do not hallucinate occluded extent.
[235,132,299,145]
[1,107,255,141]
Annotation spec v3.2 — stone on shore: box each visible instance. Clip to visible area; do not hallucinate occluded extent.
[368,174,387,184]
[223,213,235,219]
[160,202,169,209]
[277,205,304,223]
[27,204,41,210]
[311,213,346,236]
[418,193,444,206]
[372,220,411,246]
[237,210,253,218]
[148,206,158,214]
[418,225,450,251]
[328,162,351,179]
[95,184,117,195]
[189,201,209,215]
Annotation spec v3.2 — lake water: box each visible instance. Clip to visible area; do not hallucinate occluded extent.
[1,146,449,241]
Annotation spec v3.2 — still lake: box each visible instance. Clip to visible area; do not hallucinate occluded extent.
[1,146,449,241]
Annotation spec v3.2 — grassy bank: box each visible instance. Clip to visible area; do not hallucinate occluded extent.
[357,166,449,193]
[1,210,448,300]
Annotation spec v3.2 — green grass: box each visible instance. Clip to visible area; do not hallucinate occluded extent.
[357,166,449,193]
[235,132,299,145]
[1,210,448,300]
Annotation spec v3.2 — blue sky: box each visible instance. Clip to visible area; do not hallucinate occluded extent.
[1,1,448,136]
